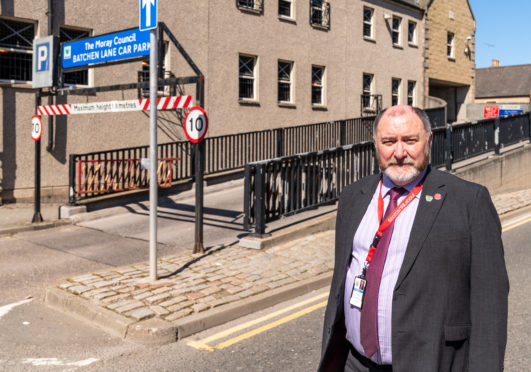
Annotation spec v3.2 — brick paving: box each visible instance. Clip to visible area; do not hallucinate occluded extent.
[54,187,531,325]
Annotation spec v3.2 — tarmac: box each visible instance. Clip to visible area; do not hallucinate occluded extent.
[2,185,531,345]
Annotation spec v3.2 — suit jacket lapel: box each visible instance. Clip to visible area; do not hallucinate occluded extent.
[394,168,447,291]
[339,175,380,269]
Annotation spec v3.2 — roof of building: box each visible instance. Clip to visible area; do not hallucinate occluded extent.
[476,64,531,98]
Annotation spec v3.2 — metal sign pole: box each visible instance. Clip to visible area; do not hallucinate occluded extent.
[33,91,43,223]
[149,27,158,281]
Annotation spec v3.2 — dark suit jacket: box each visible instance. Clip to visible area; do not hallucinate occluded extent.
[319,167,509,372]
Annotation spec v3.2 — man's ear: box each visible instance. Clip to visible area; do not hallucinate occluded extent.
[428,132,433,148]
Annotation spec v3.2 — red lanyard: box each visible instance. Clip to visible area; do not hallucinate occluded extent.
[365,177,425,265]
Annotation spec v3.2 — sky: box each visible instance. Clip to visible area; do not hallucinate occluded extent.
[468,0,531,68]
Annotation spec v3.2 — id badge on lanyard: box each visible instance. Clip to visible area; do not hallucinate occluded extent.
[350,178,424,310]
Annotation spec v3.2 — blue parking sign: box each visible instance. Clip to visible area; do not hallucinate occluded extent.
[36,43,50,72]
[139,0,158,31]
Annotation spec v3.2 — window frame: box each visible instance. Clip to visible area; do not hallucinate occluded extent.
[310,0,330,30]
[0,17,36,84]
[278,60,294,104]
[362,73,374,109]
[391,78,401,106]
[408,20,417,46]
[363,7,374,39]
[60,26,92,87]
[239,54,258,102]
[237,0,263,13]
[391,15,401,46]
[311,65,325,107]
[447,32,455,59]
[278,0,294,20]
[407,80,416,106]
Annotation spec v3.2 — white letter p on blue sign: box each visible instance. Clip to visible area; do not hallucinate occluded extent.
[36,44,49,72]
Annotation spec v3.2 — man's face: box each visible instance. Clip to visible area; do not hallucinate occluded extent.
[374,107,432,186]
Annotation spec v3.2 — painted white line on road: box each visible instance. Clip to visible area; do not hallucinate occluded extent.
[0,298,33,320]
[21,358,99,367]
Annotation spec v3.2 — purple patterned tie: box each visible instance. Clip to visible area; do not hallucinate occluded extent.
[360,187,406,358]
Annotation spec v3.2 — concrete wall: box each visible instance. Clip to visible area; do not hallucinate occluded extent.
[452,143,531,194]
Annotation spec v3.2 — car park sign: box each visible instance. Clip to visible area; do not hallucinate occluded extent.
[62,28,151,69]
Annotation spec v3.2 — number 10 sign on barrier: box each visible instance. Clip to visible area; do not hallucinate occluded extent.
[184,107,208,143]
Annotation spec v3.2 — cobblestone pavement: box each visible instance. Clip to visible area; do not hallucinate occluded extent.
[54,187,530,327]
[58,230,335,323]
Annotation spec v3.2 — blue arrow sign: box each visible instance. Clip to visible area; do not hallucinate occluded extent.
[139,0,157,31]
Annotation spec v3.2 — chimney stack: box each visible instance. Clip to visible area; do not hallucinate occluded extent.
[492,59,500,67]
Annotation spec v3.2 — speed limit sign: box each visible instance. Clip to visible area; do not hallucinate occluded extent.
[183,107,208,143]
[31,115,43,141]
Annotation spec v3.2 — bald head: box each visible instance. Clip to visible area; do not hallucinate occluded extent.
[373,105,432,140]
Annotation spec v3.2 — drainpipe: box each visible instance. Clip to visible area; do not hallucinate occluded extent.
[45,0,54,152]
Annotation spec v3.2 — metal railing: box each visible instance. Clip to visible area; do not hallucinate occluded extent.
[69,116,376,203]
[244,112,531,234]
[243,142,377,234]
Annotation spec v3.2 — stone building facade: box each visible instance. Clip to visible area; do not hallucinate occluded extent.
[423,0,476,122]
[0,0,424,202]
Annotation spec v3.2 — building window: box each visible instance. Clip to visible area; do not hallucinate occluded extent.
[363,8,374,39]
[310,0,330,29]
[407,80,416,106]
[447,32,454,58]
[0,17,35,82]
[408,21,417,45]
[311,65,325,106]
[278,61,293,103]
[391,78,401,106]
[60,27,91,85]
[362,73,373,109]
[239,54,257,100]
[237,0,263,12]
[392,16,401,46]
[279,0,293,18]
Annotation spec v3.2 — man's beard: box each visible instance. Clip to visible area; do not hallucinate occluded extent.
[378,147,430,186]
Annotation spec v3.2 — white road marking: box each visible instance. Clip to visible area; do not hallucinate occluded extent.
[21,358,99,367]
[0,298,33,320]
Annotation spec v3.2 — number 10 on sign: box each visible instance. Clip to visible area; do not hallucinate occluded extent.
[184,107,208,143]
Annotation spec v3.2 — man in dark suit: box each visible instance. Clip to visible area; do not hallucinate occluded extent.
[319,105,509,372]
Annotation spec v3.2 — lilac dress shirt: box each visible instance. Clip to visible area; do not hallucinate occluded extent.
[343,169,426,364]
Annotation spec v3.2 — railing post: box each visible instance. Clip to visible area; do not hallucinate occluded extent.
[243,164,251,231]
[494,117,501,155]
[276,128,284,157]
[68,154,76,205]
[254,163,266,236]
[445,124,452,171]
[340,120,346,146]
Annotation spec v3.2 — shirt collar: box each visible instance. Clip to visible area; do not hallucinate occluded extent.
[381,167,428,198]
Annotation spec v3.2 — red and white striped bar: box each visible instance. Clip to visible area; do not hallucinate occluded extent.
[37,95,194,116]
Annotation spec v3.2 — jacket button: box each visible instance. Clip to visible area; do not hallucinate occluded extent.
[327,327,331,334]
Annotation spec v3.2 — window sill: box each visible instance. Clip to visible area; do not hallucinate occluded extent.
[279,16,296,24]
[363,36,376,43]
[237,6,262,15]
[408,42,418,48]
[311,23,330,31]
[312,105,328,111]
[447,57,456,62]
[392,44,403,50]
[239,99,260,106]
[278,102,296,108]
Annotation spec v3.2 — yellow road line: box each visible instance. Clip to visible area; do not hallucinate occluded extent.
[214,300,328,350]
[502,217,531,232]
[187,292,329,351]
